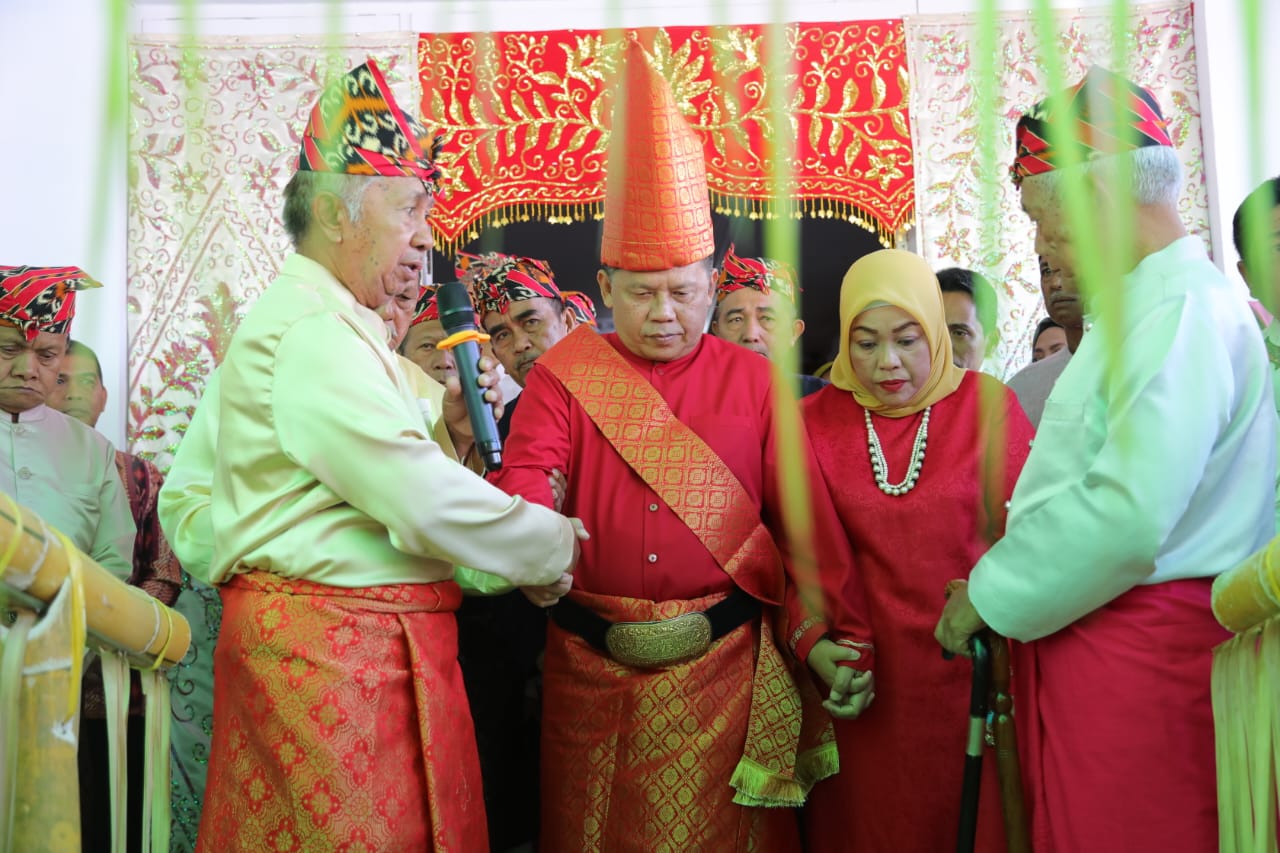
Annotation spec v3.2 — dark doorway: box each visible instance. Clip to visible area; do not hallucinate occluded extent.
[432,211,884,375]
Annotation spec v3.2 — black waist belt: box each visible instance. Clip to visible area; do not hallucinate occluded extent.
[550,588,760,669]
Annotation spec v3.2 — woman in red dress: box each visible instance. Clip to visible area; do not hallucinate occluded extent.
[802,249,1034,852]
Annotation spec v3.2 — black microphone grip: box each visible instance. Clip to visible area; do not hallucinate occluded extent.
[435,281,503,472]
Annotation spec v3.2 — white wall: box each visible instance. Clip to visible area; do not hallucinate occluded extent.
[2,0,1277,449]
[0,1,129,446]
[1194,1,1280,265]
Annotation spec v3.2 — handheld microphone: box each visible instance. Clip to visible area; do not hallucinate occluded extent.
[435,281,503,472]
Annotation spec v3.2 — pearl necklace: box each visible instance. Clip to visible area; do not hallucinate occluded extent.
[864,406,930,497]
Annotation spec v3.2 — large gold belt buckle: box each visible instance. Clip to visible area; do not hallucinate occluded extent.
[604,611,713,668]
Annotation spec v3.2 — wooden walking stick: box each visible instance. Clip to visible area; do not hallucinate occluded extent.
[986,630,1030,853]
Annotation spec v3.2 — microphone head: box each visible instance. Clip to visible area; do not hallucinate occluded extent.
[436,281,478,334]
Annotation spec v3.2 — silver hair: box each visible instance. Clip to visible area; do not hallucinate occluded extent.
[280,171,375,249]
[1020,145,1183,208]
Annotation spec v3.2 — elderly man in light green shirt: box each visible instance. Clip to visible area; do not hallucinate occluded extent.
[159,278,523,595]
[179,60,583,852]
[936,68,1275,853]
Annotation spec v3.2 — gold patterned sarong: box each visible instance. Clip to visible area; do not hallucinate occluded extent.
[542,590,806,852]
[197,572,485,852]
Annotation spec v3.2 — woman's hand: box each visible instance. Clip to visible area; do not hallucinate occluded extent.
[807,638,875,719]
[823,666,875,720]
[806,637,861,688]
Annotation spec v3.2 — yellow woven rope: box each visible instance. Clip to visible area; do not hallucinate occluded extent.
[54,532,86,722]
[0,491,26,580]
[147,603,175,672]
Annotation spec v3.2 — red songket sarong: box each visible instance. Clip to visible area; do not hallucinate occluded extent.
[1015,578,1229,853]
[197,572,485,852]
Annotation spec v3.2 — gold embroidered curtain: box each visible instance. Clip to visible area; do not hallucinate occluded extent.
[418,21,914,249]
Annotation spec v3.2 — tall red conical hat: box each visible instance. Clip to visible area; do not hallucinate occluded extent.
[600,38,714,271]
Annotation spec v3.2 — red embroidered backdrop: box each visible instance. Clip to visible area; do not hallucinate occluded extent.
[418,21,914,249]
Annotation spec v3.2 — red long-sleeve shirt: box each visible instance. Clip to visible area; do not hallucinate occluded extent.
[490,332,872,661]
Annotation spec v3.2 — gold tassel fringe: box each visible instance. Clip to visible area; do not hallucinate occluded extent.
[432,196,910,254]
[432,200,607,256]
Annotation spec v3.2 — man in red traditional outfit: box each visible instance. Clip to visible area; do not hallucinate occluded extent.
[453,250,579,851]
[191,60,583,852]
[936,68,1275,852]
[490,38,870,851]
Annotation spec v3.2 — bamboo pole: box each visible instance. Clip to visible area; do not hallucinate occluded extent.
[0,496,190,668]
[1212,536,1280,634]
[5,582,83,852]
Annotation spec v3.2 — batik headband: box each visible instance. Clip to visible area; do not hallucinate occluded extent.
[299,58,443,188]
[456,252,561,316]
[0,265,102,341]
[1011,66,1173,185]
[410,285,439,325]
[561,291,598,326]
[714,244,799,303]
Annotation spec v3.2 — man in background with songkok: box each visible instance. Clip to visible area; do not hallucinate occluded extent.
[0,266,133,577]
[464,250,579,436]
[0,265,136,848]
[399,285,459,385]
[491,39,869,851]
[49,337,183,849]
[187,59,583,852]
[937,266,999,371]
[561,289,599,328]
[451,249,579,851]
[1006,257,1085,428]
[710,243,827,396]
[936,67,1276,853]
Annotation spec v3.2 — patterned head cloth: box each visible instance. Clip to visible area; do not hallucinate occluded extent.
[0,266,102,341]
[714,244,800,304]
[456,252,562,316]
[561,291,598,327]
[600,38,714,271]
[299,58,443,188]
[1011,66,1173,185]
[410,285,439,326]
